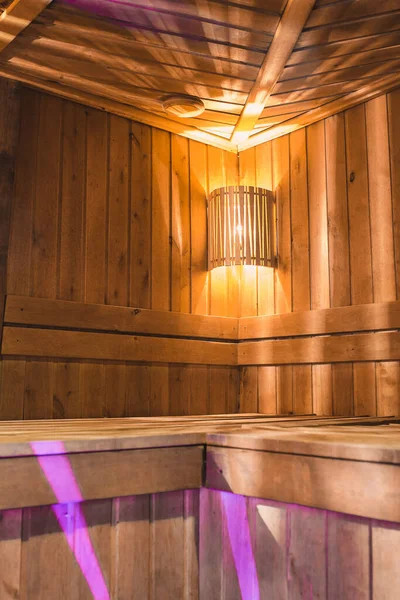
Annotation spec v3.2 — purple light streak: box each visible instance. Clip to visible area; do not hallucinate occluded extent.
[31,441,110,600]
[221,491,260,600]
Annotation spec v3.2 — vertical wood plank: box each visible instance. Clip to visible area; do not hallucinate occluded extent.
[312,364,333,416]
[0,509,22,600]
[150,365,169,416]
[325,113,351,308]
[112,495,150,600]
[171,135,191,314]
[130,121,151,309]
[372,521,400,600]
[151,128,171,312]
[273,135,292,416]
[376,362,400,416]
[20,505,83,598]
[366,95,396,304]
[85,107,107,305]
[189,140,208,316]
[0,359,25,420]
[258,366,277,414]
[152,491,185,599]
[125,364,151,417]
[199,489,224,599]
[327,513,370,600]
[290,128,311,415]
[388,88,400,300]
[169,364,191,416]
[287,506,327,599]
[189,366,209,415]
[345,105,373,305]
[105,363,127,418]
[53,361,81,419]
[332,364,353,416]
[108,115,130,307]
[273,134,291,314]
[346,104,373,417]
[239,367,258,413]
[326,112,352,417]
[7,87,39,296]
[24,359,53,420]
[59,101,86,302]
[255,141,275,316]
[30,94,62,299]
[253,499,288,600]
[184,490,200,600]
[80,362,105,418]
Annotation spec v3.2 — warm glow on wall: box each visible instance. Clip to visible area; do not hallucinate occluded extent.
[208,185,276,270]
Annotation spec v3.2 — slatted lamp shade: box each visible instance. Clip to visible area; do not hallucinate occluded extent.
[208,185,276,270]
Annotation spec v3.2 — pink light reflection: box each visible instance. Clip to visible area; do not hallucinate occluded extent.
[221,491,260,600]
[31,441,110,600]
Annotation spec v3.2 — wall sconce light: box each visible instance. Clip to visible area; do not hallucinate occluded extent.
[208,185,276,270]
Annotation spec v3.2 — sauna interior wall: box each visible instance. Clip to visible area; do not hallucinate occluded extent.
[2,86,239,420]
[2,84,400,419]
[239,88,400,419]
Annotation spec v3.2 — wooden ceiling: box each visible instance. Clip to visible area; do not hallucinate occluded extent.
[0,0,399,150]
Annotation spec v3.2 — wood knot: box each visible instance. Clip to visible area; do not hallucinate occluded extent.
[349,171,355,183]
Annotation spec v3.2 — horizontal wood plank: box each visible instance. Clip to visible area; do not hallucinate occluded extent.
[5,295,238,340]
[1,327,237,365]
[206,445,400,521]
[239,331,400,365]
[0,445,203,510]
[239,300,400,339]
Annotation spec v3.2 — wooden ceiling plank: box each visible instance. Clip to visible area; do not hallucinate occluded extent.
[231,0,316,144]
[34,12,266,68]
[287,31,400,66]
[261,96,344,115]
[19,33,254,92]
[0,64,236,151]
[25,22,261,80]
[5,44,250,104]
[281,45,400,81]
[54,0,282,37]
[238,72,400,150]
[273,65,400,96]
[297,12,400,48]
[307,0,400,28]
[43,2,271,59]
[0,0,52,52]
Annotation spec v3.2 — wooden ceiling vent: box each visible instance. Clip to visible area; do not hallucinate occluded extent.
[162,95,205,118]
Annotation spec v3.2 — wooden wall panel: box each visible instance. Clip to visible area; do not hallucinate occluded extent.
[199,490,400,600]
[4,87,240,420]
[239,88,400,417]
[0,490,199,600]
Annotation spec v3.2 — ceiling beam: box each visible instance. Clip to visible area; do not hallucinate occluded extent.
[0,0,52,52]
[238,72,400,151]
[0,64,237,152]
[231,0,316,145]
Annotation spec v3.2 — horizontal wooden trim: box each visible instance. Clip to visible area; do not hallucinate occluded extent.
[1,327,237,365]
[238,331,400,365]
[5,295,238,340]
[239,300,400,339]
[0,445,203,510]
[206,446,400,522]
